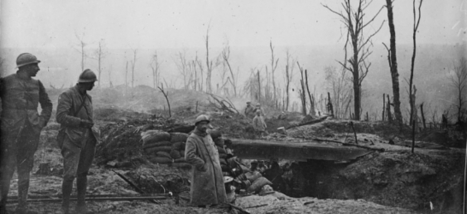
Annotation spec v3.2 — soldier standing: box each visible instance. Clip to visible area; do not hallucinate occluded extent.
[244,102,255,119]
[0,53,53,214]
[56,69,97,214]
[185,115,228,208]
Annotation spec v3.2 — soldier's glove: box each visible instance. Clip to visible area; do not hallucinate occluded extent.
[80,120,94,128]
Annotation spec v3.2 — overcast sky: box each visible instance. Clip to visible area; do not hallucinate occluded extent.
[1,0,465,50]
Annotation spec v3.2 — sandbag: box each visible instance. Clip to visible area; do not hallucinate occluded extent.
[217,146,226,154]
[170,150,181,159]
[148,157,172,164]
[245,171,262,182]
[170,132,189,143]
[219,159,227,166]
[172,142,186,151]
[219,153,228,159]
[214,138,225,147]
[221,164,230,172]
[142,131,170,145]
[173,158,187,163]
[208,129,222,140]
[248,177,272,193]
[144,146,172,154]
[143,141,172,149]
[156,151,172,159]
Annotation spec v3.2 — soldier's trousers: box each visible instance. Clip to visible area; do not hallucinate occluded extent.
[0,122,40,207]
[59,135,96,183]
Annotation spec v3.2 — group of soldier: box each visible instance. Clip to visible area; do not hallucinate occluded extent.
[0,53,247,213]
[244,101,268,135]
[0,53,98,214]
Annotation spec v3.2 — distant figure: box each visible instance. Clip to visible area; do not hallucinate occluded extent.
[244,101,255,119]
[255,104,265,116]
[0,53,53,214]
[185,115,227,208]
[56,69,98,214]
[253,110,267,135]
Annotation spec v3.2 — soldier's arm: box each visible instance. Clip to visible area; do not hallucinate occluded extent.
[185,137,205,169]
[56,92,81,127]
[38,81,53,125]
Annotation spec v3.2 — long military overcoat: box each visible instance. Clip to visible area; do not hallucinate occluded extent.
[56,85,96,148]
[185,130,227,206]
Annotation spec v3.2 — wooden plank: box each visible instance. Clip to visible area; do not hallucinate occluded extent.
[230,139,373,161]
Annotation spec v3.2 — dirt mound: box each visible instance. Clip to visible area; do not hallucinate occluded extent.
[325,151,464,212]
[235,192,417,214]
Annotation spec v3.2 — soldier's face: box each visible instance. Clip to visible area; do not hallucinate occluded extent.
[25,63,40,77]
[196,121,209,133]
[82,82,95,91]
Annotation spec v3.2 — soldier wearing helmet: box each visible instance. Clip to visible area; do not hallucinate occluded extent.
[184,115,227,208]
[56,69,98,214]
[0,53,53,214]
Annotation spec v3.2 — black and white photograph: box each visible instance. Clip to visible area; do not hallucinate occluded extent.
[0,0,466,213]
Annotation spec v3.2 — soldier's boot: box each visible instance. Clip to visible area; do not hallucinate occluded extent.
[75,175,87,214]
[61,178,73,214]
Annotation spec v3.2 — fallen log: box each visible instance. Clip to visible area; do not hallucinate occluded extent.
[208,93,239,114]
[285,116,328,130]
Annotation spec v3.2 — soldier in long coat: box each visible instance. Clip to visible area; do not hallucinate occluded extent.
[185,115,227,207]
[0,53,53,214]
[56,69,98,214]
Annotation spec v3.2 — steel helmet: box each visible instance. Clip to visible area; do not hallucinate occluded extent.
[78,69,97,83]
[16,53,41,68]
[195,114,210,125]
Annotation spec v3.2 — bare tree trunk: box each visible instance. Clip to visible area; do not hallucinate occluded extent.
[270,41,279,107]
[94,40,106,88]
[158,85,171,118]
[387,94,392,123]
[298,62,307,115]
[284,50,294,111]
[257,70,261,104]
[420,103,426,130]
[150,52,160,89]
[305,69,315,116]
[382,93,386,121]
[409,0,424,126]
[80,41,85,72]
[323,0,384,120]
[385,0,404,129]
[327,92,334,117]
[125,61,128,87]
[205,26,213,93]
[131,49,137,88]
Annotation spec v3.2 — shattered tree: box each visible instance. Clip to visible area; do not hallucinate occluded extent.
[384,0,403,128]
[323,0,385,120]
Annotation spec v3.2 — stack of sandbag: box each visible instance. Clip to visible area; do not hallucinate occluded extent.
[169,132,190,168]
[237,171,273,194]
[141,130,189,166]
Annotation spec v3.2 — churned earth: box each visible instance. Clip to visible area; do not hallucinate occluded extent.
[3,87,464,214]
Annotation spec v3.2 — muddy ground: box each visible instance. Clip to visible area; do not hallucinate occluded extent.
[4,87,466,214]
